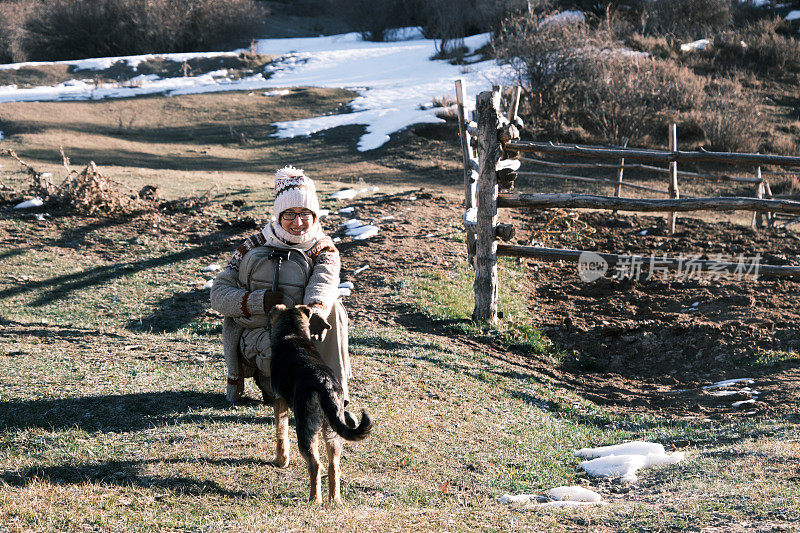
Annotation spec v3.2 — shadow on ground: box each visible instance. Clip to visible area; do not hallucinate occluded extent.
[1,457,270,498]
[0,391,270,433]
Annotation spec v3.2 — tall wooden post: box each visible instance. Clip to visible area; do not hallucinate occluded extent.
[668,124,680,234]
[473,89,501,323]
[507,86,522,123]
[455,80,477,263]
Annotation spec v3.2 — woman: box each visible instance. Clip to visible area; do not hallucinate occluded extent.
[210,166,350,403]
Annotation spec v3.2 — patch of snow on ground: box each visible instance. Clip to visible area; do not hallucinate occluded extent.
[330,189,357,200]
[0,51,239,72]
[264,89,291,96]
[546,486,602,502]
[255,31,512,150]
[576,441,665,459]
[14,197,44,209]
[576,441,685,483]
[702,378,754,389]
[346,224,379,240]
[0,30,512,150]
[0,130,4,140]
[540,10,586,28]
[680,39,711,52]
[787,10,800,21]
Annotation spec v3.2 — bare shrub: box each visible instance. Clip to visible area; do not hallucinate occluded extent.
[494,11,709,146]
[323,0,415,42]
[493,10,599,128]
[643,0,732,38]
[0,0,33,63]
[572,55,707,145]
[695,79,761,153]
[712,18,800,73]
[20,0,266,61]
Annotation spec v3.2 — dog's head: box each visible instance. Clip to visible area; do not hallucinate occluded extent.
[268,304,312,341]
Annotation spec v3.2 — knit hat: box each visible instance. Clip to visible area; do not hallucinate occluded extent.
[273,165,320,219]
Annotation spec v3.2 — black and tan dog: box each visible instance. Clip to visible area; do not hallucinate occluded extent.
[267,304,372,505]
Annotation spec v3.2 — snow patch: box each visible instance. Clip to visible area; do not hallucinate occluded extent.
[576,441,685,483]
[264,89,291,96]
[202,279,214,289]
[576,441,665,459]
[330,189,357,201]
[546,486,602,502]
[787,10,800,22]
[680,39,711,53]
[540,10,586,28]
[703,378,754,389]
[14,197,44,209]
[202,264,220,272]
[341,218,363,228]
[338,207,355,214]
[346,224,379,240]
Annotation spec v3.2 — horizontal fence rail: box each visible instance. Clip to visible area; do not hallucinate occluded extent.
[505,141,800,168]
[498,193,800,214]
[519,156,764,183]
[496,245,800,278]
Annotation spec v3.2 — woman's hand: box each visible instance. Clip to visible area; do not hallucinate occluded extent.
[309,314,331,341]
[263,290,283,312]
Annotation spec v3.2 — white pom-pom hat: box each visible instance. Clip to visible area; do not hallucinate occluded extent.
[273,165,320,219]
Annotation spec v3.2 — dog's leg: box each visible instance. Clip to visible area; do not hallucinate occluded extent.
[271,398,290,467]
[325,431,343,505]
[300,434,322,505]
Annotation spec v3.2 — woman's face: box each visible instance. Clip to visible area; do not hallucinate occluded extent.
[279,207,315,236]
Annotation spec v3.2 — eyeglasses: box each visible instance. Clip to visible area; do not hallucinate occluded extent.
[281,210,315,221]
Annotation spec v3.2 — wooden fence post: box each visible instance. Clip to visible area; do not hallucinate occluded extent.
[668,124,680,233]
[761,168,775,227]
[473,89,502,323]
[455,80,477,263]
[614,158,625,198]
[752,167,765,229]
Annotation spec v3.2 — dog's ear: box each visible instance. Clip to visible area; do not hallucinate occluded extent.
[268,304,287,327]
[295,305,312,318]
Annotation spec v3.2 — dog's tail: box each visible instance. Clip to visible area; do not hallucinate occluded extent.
[319,388,373,442]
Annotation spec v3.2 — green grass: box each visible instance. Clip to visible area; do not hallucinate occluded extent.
[400,258,559,359]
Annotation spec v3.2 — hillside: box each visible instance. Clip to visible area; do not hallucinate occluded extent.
[1,19,799,533]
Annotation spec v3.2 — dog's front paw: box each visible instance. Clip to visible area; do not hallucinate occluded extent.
[270,455,290,468]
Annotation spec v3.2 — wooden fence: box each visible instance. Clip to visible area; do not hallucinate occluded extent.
[455,83,800,323]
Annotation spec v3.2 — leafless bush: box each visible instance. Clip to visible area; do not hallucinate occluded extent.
[696,79,762,153]
[493,10,599,127]
[0,0,33,63]
[642,0,732,38]
[712,18,800,73]
[19,0,266,61]
[493,10,723,146]
[323,0,415,42]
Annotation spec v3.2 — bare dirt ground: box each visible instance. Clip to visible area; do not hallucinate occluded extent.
[324,186,800,422]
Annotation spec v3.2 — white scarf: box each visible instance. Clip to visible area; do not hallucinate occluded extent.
[264,218,324,250]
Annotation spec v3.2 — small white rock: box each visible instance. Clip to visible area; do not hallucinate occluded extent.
[202,264,220,272]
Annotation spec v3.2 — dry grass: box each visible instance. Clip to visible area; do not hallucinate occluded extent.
[0,84,798,531]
